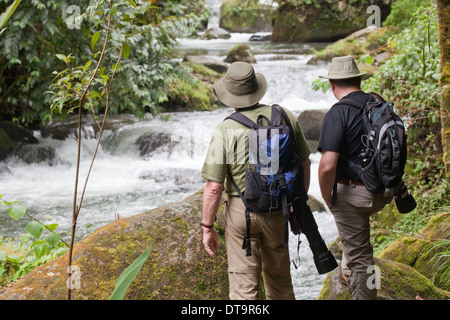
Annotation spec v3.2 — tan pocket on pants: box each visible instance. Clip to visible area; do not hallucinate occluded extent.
[338,185,373,208]
[345,198,373,208]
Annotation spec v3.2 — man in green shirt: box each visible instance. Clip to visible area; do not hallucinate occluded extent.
[201,61,311,299]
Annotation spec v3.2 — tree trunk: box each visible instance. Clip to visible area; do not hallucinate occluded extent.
[437,0,450,179]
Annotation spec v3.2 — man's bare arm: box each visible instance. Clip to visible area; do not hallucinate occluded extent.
[202,180,223,258]
[318,150,339,208]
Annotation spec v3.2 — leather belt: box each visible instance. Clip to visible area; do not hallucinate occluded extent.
[337,179,365,187]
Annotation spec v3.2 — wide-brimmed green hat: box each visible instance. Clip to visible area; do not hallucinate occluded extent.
[214,61,267,108]
[319,55,367,80]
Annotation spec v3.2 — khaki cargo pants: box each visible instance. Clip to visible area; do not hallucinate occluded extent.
[331,183,392,300]
[224,196,295,300]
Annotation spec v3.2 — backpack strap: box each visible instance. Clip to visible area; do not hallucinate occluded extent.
[370,92,386,103]
[270,105,283,126]
[272,104,294,135]
[225,112,260,129]
[227,170,253,256]
[224,112,255,256]
[273,104,306,251]
[272,104,296,249]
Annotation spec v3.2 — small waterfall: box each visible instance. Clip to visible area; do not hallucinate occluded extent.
[205,0,223,30]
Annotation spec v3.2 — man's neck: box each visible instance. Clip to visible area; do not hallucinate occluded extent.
[336,88,361,101]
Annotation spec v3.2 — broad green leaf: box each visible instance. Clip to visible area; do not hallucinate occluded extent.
[8,205,26,220]
[82,60,92,73]
[109,245,152,300]
[34,244,43,259]
[125,0,137,8]
[6,254,20,263]
[91,31,101,51]
[55,54,69,65]
[45,232,60,247]
[45,223,58,232]
[0,0,22,30]
[26,221,44,239]
[88,90,102,100]
[359,55,374,65]
[122,43,131,60]
[0,251,6,262]
[20,233,31,243]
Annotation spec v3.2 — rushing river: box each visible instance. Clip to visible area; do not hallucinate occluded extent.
[0,33,339,299]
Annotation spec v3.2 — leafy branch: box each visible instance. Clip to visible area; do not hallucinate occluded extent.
[46,0,150,300]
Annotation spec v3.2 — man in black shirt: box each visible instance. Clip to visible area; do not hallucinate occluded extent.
[317,56,392,300]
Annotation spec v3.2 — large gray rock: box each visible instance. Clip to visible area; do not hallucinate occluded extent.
[297,109,328,140]
[0,121,38,144]
[0,121,39,162]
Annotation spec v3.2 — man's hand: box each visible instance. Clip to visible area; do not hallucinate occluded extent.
[203,227,219,258]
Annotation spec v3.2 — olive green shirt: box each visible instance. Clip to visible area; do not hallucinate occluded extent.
[201,104,311,196]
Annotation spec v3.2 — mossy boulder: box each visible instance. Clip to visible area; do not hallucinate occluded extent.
[378,212,450,290]
[224,44,256,64]
[184,55,228,74]
[318,258,450,300]
[271,0,392,43]
[164,62,222,111]
[0,191,229,300]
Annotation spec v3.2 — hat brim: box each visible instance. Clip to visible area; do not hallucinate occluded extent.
[319,72,368,80]
[214,73,267,109]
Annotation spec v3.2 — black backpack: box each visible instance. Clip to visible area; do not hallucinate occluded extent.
[337,93,407,196]
[225,105,306,256]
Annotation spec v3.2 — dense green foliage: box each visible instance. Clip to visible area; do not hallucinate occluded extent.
[382,0,426,29]
[0,0,207,126]
[364,1,443,195]
[221,0,272,33]
[0,195,69,285]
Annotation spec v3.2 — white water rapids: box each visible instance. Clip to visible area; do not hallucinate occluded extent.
[0,33,340,299]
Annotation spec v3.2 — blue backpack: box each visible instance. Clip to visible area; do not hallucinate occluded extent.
[225,105,306,256]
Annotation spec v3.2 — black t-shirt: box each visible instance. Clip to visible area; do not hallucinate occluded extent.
[317,91,372,181]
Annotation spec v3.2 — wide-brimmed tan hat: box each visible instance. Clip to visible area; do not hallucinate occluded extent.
[319,55,367,80]
[214,61,267,108]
